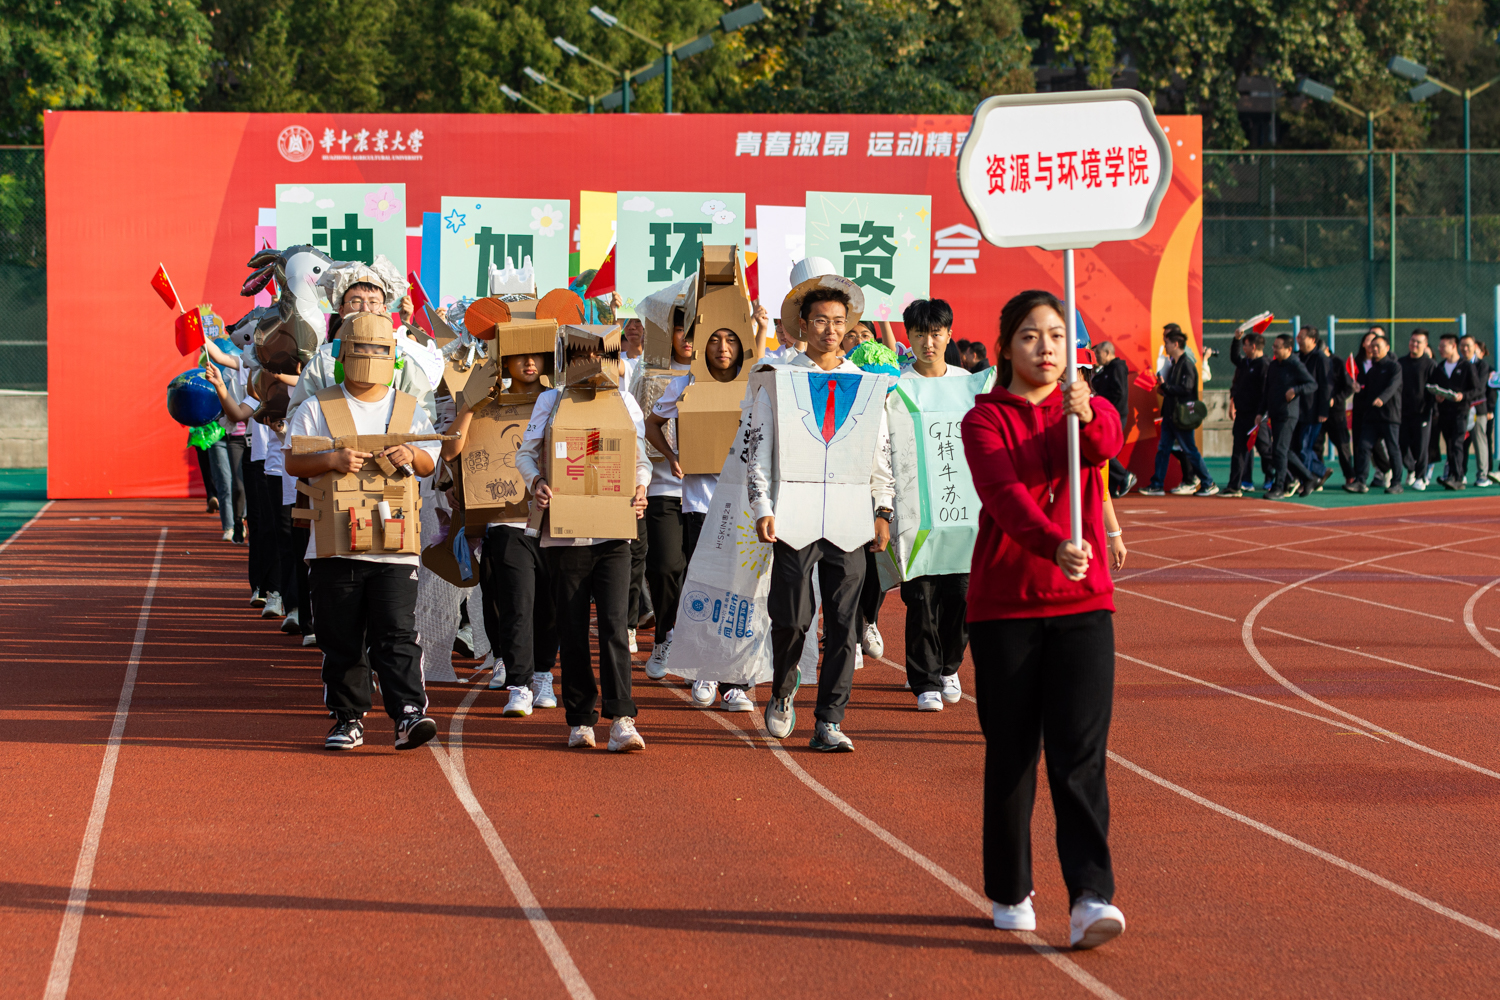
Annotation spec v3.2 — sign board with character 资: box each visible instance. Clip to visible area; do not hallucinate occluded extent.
[614,192,745,318]
[803,191,930,322]
[275,183,407,276]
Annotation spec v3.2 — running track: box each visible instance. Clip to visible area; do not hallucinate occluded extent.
[6,495,1500,998]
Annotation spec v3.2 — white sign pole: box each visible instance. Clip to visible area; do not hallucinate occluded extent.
[956,89,1173,558]
[1063,248,1082,547]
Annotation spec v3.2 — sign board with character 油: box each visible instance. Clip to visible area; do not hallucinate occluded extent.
[274,183,407,276]
[803,191,930,322]
[436,196,571,307]
[614,192,745,318]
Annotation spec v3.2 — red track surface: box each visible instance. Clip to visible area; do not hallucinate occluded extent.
[7,495,1500,999]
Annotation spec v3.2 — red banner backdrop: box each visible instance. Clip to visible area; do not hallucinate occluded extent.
[44,111,1201,498]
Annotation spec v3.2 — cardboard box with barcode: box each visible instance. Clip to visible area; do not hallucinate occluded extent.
[544,324,639,539]
[675,245,761,474]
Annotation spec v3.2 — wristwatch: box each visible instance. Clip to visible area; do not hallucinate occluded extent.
[874,506,895,523]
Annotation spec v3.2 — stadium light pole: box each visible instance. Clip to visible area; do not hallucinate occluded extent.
[523,66,600,114]
[1299,78,1399,320]
[588,2,767,113]
[554,36,633,113]
[499,83,548,114]
[1388,55,1500,262]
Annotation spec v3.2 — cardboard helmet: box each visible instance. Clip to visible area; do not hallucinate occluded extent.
[556,324,623,388]
[464,297,511,341]
[780,256,865,336]
[341,313,399,385]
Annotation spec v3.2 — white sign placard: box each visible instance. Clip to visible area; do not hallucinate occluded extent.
[957,90,1171,250]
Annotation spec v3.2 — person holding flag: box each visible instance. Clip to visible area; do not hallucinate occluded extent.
[961,289,1126,949]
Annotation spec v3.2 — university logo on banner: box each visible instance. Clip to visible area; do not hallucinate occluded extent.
[277,126,315,163]
[437,197,570,305]
[615,192,745,316]
[804,192,931,321]
[275,184,407,275]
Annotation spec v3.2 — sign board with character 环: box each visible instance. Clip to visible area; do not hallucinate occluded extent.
[614,192,745,318]
[275,184,407,276]
[803,191,930,323]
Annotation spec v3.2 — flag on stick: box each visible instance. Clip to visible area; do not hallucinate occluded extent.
[407,271,435,339]
[583,244,615,299]
[151,264,182,311]
[175,307,207,355]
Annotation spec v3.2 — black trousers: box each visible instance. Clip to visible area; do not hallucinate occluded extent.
[1355,418,1403,484]
[1227,412,1271,489]
[1317,408,1355,479]
[1352,407,1392,474]
[971,610,1115,907]
[310,558,426,722]
[857,548,885,633]
[1400,412,1433,479]
[1268,413,1312,491]
[1438,408,1469,482]
[244,459,269,591]
[900,573,968,695]
[1105,458,1130,496]
[480,525,557,688]
[546,540,636,726]
[278,501,311,634]
[769,539,865,725]
[225,433,248,525]
[628,517,648,629]
[260,465,283,599]
[645,496,688,644]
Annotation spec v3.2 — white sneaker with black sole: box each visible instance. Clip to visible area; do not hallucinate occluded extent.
[530,672,557,709]
[280,608,301,634]
[992,895,1036,931]
[1069,894,1125,949]
[941,674,962,703]
[645,638,671,679]
[916,691,944,711]
[261,592,283,618]
[608,717,645,752]
[691,680,718,706]
[1169,481,1199,495]
[503,686,534,717]
[250,589,265,608]
[861,623,884,658]
[721,687,754,712]
[394,714,437,750]
[324,718,364,751]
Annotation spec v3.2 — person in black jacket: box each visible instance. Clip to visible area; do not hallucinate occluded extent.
[1263,334,1319,499]
[1090,341,1135,495]
[1398,329,1437,488]
[1430,333,1482,488]
[1225,328,1271,497]
[1295,326,1333,488]
[1460,335,1493,487]
[1318,344,1356,482]
[1345,334,1404,493]
[1142,326,1217,496]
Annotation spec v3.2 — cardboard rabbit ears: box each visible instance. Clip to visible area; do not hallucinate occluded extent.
[459,288,589,383]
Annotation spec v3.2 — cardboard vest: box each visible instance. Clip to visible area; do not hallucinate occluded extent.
[296,387,423,557]
[675,245,761,474]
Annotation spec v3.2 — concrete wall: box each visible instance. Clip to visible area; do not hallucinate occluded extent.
[0,391,46,467]
[1201,389,1231,457]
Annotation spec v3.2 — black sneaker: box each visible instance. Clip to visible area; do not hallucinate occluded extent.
[325,718,364,751]
[1264,488,1289,500]
[1343,481,1369,494]
[395,714,438,750]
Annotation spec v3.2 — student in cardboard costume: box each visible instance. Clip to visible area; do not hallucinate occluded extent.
[515,327,653,753]
[747,257,896,753]
[642,247,759,708]
[284,312,445,753]
[288,256,439,424]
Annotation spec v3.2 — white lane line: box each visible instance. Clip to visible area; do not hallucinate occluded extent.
[657,679,759,748]
[0,499,53,558]
[1302,586,1454,621]
[43,527,168,1000]
[429,685,596,1000]
[1113,653,1382,739]
[1241,537,1500,782]
[1261,627,1500,693]
[1107,751,1500,943]
[1114,587,1237,622]
[1464,580,1500,661]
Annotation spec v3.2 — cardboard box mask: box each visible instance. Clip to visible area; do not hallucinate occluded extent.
[556,324,624,388]
[675,246,760,474]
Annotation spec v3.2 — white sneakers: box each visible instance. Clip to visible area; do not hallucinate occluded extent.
[861,623,884,658]
[1070,894,1126,949]
[917,691,944,712]
[261,592,284,618]
[531,671,557,708]
[485,654,507,690]
[568,725,596,748]
[942,674,963,704]
[992,895,1036,931]
[608,717,645,752]
[691,679,718,706]
[645,638,671,679]
[627,627,638,653]
[765,696,796,739]
[721,687,754,712]
[503,686,534,717]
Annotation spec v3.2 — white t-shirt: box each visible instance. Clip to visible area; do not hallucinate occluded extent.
[1444,359,1459,377]
[650,374,719,514]
[284,385,441,565]
[900,362,972,379]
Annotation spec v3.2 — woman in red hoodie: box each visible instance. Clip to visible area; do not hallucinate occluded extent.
[961,289,1126,949]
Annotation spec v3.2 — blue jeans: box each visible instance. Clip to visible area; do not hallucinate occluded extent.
[1150,421,1213,490]
[1294,420,1327,480]
[205,438,234,532]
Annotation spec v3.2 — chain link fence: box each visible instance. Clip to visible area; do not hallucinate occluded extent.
[0,148,45,391]
[1204,150,1500,357]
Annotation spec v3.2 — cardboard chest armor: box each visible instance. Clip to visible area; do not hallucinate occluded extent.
[294,387,423,557]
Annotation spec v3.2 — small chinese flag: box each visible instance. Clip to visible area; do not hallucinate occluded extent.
[175,307,206,356]
[1132,369,1158,393]
[406,271,435,339]
[1237,311,1274,335]
[1345,353,1358,382]
[584,244,616,299]
[151,264,181,311]
[1246,420,1260,450]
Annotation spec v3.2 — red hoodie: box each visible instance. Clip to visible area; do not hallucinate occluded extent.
[960,383,1123,621]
